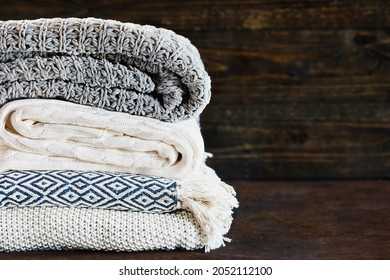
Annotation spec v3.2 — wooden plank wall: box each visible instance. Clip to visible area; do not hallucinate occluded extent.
[1,0,390,180]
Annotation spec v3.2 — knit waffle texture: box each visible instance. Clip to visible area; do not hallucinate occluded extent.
[0,18,238,253]
[0,207,205,252]
[0,17,211,122]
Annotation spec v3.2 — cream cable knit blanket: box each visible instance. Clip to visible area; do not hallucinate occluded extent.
[0,99,204,179]
[0,99,238,251]
[0,17,211,122]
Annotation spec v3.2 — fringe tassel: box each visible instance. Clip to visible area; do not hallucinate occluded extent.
[178,164,239,252]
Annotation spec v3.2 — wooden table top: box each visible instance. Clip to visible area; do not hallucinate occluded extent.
[0,180,389,260]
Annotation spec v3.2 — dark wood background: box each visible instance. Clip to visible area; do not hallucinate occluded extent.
[1,0,390,180]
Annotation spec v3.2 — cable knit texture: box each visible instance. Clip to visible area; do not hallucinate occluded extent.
[0,99,204,179]
[0,99,239,251]
[0,17,211,122]
[0,18,238,253]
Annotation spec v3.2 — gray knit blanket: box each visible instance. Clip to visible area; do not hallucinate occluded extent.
[0,18,211,122]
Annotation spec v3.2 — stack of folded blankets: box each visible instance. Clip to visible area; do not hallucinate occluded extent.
[0,18,238,252]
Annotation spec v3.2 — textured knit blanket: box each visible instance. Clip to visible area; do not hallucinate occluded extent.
[0,99,238,251]
[0,17,238,253]
[0,99,204,179]
[0,17,211,122]
[0,208,205,252]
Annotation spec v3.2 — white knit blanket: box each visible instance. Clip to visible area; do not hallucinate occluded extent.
[0,207,205,252]
[0,99,238,251]
[0,99,204,179]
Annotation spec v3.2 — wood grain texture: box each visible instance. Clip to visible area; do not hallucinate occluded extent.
[1,1,390,179]
[196,28,390,179]
[0,180,389,259]
[1,0,390,30]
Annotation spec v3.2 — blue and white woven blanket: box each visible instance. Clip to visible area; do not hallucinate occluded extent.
[0,166,238,252]
[0,170,178,212]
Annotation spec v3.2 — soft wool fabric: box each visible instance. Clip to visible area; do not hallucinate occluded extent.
[0,99,204,179]
[0,207,205,252]
[0,17,211,122]
[0,17,238,253]
[0,100,239,250]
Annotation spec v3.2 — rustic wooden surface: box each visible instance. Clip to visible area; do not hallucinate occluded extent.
[0,180,389,260]
[1,0,390,179]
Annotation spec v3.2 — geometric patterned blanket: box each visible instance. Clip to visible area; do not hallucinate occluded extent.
[0,170,178,212]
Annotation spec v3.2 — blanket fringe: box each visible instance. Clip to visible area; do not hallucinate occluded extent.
[178,164,239,252]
